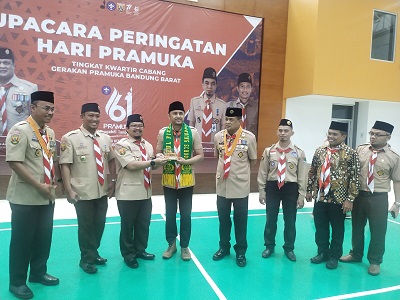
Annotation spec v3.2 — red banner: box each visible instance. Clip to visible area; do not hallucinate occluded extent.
[0,0,263,159]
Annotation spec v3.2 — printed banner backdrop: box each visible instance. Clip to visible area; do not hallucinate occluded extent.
[0,0,263,160]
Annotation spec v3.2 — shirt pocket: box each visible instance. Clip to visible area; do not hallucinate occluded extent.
[122,177,142,186]
[75,148,91,163]
[29,141,42,160]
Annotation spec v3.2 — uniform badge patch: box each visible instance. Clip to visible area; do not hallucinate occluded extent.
[377,170,384,176]
[289,163,295,169]
[213,118,219,124]
[118,147,126,155]
[197,117,201,123]
[238,152,243,158]
[270,161,276,167]
[35,149,42,157]
[60,142,67,151]
[291,151,297,157]
[10,134,20,145]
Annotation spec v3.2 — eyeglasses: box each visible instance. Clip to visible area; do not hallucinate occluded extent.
[129,124,144,128]
[35,104,55,112]
[368,131,389,138]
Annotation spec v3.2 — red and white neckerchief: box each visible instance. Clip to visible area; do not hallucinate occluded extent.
[40,129,54,184]
[135,140,151,189]
[223,134,236,179]
[318,147,339,199]
[202,99,212,142]
[240,103,247,129]
[0,82,13,135]
[367,147,383,193]
[92,136,105,186]
[173,130,181,189]
[276,147,292,189]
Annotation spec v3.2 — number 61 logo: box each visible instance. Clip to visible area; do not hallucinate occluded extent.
[105,87,132,122]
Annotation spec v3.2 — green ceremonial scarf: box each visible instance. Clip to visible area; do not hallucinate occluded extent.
[162,123,194,187]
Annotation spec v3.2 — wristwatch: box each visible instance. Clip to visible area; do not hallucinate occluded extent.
[150,160,156,166]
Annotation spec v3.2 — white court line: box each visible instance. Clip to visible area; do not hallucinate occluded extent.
[316,285,400,300]
[159,213,227,300]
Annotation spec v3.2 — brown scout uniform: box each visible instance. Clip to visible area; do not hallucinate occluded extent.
[114,137,154,200]
[214,129,257,198]
[187,95,226,143]
[6,120,57,204]
[258,142,307,199]
[59,125,114,199]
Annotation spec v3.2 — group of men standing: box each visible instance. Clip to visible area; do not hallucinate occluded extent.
[4,65,400,300]
[257,119,400,278]
[5,68,258,300]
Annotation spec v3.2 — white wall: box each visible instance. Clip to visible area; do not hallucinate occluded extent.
[286,95,400,161]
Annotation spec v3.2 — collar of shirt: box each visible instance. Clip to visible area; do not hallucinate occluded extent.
[202,94,216,103]
[273,141,294,151]
[129,136,145,145]
[79,125,100,138]
[369,143,389,153]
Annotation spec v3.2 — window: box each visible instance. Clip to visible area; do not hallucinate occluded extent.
[371,10,397,62]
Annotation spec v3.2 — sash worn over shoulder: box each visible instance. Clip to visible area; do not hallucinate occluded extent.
[162,123,194,187]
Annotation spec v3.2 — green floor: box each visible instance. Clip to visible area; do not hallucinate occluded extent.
[1,209,400,299]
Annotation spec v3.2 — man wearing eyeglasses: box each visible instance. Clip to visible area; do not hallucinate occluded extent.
[306,121,360,270]
[6,91,61,299]
[113,114,168,269]
[340,121,400,276]
[0,47,38,136]
[60,103,116,275]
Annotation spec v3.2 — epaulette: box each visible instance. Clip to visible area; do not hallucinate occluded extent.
[17,78,37,88]
[66,129,80,136]
[241,129,255,138]
[388,145,400,158]
[357,143,370,148]
[14,121,28,127]
[294,144,303,151]
[118,137,128,143]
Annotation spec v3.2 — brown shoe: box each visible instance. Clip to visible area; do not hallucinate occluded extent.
[339,254,362,263]
[162,240,177,259]
[368,264,380,276]
[181,248,191,261]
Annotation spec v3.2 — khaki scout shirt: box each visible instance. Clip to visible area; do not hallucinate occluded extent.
[156,125,202,189]
[257,142,307,199]
[1,75,38,135]
[187,95,226,142]
[357,143,400,192]
[114,137,154,200]
[59,126,115,200]
[6,119,57,205]
[227,98,259,138]
[214,129,257,199]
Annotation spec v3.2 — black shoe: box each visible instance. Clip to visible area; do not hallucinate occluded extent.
[236,255,246,267]
[124,257,139,269]
[212,249,230,261]
[136,251,155,260]
[9,285,33,300]
[79,260,98,274]
[326,258,338,269]
[285,251,296,262]
[310,253,329,264]
[29,273,59,286]
[94,256,108,265]
[262,248,274,258]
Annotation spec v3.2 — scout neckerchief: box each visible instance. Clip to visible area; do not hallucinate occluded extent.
[239,102,247,129]
[202,99,212,142]
[276,147,292,189]
[91,133,105,186]
[27,116,54,184]
[134,139,151,189]
[0,82,13,135]
[162,123,193,188]
[317,146,339,199]
[223,127,242,179]
[367,147,384,193]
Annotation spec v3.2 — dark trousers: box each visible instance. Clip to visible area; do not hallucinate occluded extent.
[264,181,299,251]
[164,186,193,248]
[117,199,152,259]
[217,195,249,255]
[313,201,346,260]
[9,203,55,286]
[74,196,108,263]
[350,191,388,264]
